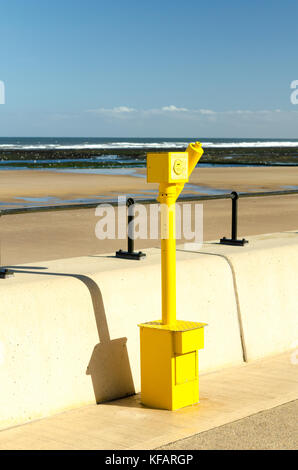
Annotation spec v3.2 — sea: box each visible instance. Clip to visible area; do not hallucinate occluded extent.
[1,137,298,150]
[0,137,298,171]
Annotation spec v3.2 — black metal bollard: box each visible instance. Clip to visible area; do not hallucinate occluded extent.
[116,198,146,260]
[0,268,14,279]
[220,191,248,246]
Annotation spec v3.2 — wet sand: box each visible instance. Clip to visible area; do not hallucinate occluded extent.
[0,169,155,201]
[1,167,298,265]
[1,166,298,202]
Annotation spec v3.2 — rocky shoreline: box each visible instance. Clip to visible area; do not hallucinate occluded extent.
[0,146,298,167]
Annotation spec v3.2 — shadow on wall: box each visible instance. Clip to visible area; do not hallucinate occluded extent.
[3,266,136,404]
[80,274,135,403]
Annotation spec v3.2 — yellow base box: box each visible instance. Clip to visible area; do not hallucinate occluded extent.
[138,320,207,411]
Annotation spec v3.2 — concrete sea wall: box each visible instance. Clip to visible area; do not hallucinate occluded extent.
[0,231,297,430]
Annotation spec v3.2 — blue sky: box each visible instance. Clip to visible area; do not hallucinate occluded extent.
[0,0,298,137]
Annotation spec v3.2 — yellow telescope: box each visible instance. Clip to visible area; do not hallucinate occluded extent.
[138,142,207,410]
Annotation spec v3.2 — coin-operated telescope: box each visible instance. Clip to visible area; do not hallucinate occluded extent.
[138,142,207,410]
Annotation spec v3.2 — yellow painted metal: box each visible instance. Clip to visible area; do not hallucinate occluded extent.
[139,321,206,410]
[139,142,206,410]
[147,152,189,184]
[159,183,177,325]
[151,142,204,326]
[174,325,205,355]
[140,319,207,331]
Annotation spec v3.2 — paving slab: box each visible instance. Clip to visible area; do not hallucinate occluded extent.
[0,351,297,450]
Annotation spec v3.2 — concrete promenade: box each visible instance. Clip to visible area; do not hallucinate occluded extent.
[1,231,297,431]
[0,352,297,450]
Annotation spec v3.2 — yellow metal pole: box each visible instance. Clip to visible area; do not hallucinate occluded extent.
[159,184,177,325]
[139,142,207,410]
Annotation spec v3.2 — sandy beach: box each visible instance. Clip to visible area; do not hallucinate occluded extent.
[1,166,298,265]
[1,166,298,202]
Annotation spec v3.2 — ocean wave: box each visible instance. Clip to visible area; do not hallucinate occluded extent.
[0,142,188,150]
[202,141,298,148]
[1,140,298,150]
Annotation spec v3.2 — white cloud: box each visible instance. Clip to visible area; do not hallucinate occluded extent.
[110,106,136,113]
[196,109,216,115]
[161,105,188,112]
[86,106,298,124]
[87,106,136,114]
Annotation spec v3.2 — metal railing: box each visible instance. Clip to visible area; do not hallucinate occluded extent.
[1,189,298,278]
[1,188,298,216]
